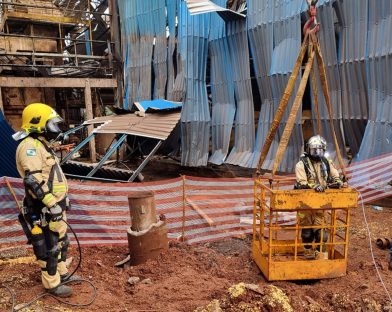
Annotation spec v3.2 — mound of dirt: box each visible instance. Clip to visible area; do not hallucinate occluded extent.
[1,206,392,312]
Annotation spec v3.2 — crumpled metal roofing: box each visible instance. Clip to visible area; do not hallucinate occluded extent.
[247,0,304,172]
[117,0,167,107]
[224,18,255,167]
[186,0,245,21]
[115,0,392,172]
[61,160,137,182]
[0,111,19,178]
[84,112,181,141]
[309,1,347,161]
[357,0,392,160]
[179,1,211,166]
[208,0,235,165]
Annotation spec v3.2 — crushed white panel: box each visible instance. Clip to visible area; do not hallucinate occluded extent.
[186,0,245,21]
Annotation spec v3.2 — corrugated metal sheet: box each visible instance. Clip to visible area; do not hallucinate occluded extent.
[84,112,181,141]
[336,0,368,158]
[179,1,211,166]
[117,0,138,108]
[134,99,182,112]
[117,0,168,107]
[358,0,392,159]
[0,111,19,178]
[311,1,347,161]
[62,160,136,182]
[224,18,255,167]
[151,0,167,99]
[208,0,235,165]
[115,0,392,172]
[167,0,179,100]
[247,0,303,172]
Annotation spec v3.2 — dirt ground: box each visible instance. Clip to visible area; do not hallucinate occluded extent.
[1,204,392,312]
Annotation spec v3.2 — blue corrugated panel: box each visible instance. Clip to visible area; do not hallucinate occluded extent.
[118,0,138,108]
[137,99,182,111]
[248,0,303,172]
[167,0,179,99]
[0,111,19,178]
[224,18,255,167]
[208,0,235,165]
[358,0,392,159]
[136,0,155,100]
[337,0,368,158]
[179,0,211,166]
[118,0,168,105]
[114,0,391,171]
[311,1,347,161]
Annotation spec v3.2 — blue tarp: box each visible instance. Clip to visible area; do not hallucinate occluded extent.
[134,99,182,112]
[0,111,19,177]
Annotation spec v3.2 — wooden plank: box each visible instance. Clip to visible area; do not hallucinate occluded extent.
[186,197,214,226]
[0,77,117,88]
[4,11,82,25]
[85,80,97,163]
[0,37,57,53]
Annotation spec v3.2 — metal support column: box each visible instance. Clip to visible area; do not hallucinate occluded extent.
[128,140,162,182]
[61,132,96,164]
[85,79,97,162]
[87,134,128,177]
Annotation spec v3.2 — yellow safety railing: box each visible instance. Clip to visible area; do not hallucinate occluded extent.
[252,178,358,281]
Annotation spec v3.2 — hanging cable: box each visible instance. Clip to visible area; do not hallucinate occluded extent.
[0,221,97,312]
[352,186,392,304]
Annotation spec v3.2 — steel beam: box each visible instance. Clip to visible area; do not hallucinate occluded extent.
[64,173,127,183]
[0,51,107,60]
[128,141,162,182]
[0,77,117,88]
[61,132,96,164]
[84,80,96,162]
[86,134,128,177]
[63,124,85,137]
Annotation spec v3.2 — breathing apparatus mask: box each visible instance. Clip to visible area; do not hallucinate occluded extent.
[306,135,327,161]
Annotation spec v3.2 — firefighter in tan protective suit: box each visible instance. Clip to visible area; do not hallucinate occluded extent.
[295,135,343,260]
[13,103,77,297]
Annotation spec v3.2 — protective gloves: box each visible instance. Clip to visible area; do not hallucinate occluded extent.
[49,204,63,222]
[328,181,343,189]
[314,184,326,192]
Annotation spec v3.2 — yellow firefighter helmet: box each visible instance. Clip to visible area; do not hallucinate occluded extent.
[13,103,63,141]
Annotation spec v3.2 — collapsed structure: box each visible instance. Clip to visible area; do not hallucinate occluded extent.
[0,0,391,177]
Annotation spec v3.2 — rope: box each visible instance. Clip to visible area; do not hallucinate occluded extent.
[271,47,316,176]
[310,53,322,135]
[352,186,392,304]
[256,3,347,179]
[255,32,309,175]
[314,43,347,178]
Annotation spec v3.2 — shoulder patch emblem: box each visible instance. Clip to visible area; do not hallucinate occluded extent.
[26,149,37,156]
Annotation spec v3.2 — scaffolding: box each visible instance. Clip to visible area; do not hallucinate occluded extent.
[0,0,112,77]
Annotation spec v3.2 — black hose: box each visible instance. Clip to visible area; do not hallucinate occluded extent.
[62,219,82,281]
[0,284,15,312]
[1,220,97,312]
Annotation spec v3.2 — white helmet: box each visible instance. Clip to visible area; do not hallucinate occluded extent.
[306,135,327,159]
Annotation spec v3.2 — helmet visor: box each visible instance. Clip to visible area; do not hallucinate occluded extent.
[12,130,29,141]
[309,147,324,158]
[46,116,64,133]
